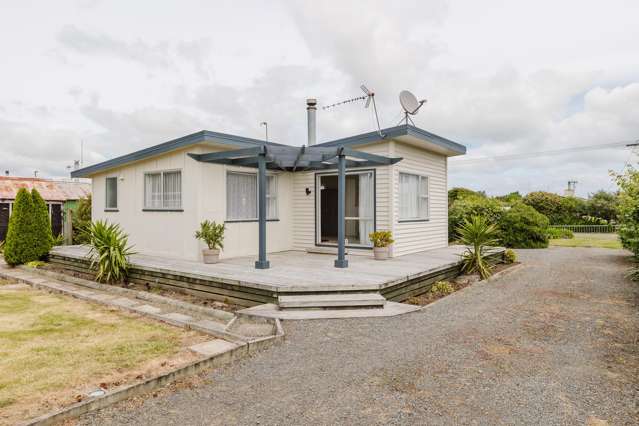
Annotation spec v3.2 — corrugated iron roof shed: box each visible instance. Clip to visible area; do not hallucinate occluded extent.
[0,177,91,202]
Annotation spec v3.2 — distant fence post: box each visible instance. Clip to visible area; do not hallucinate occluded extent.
[63,209,73,245]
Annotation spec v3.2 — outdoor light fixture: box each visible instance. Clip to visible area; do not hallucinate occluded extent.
[305,187,311,195]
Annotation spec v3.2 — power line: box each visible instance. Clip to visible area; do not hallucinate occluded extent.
[450,140,634,166]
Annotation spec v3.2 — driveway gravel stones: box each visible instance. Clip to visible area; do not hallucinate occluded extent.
[79,247,639,425]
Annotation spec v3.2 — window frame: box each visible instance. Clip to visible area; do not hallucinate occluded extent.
[398,172,430,222]
[142,169,183,211]
[105,176,118,211]
[225,171,279,222]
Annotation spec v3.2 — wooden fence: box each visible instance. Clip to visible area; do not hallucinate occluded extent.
[549,224,619,233]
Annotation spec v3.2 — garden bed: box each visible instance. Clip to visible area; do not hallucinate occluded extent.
[0,281,211,425]
[38,262,241,313]
[406,262,520,306]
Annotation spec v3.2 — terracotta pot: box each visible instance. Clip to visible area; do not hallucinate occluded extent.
[202,248,220,264]
[373,246,390,260]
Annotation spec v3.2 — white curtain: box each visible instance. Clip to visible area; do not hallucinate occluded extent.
[266,175,277,219]
[227,172,257,220]
[163,171,181,209]
[419,176,429,219]
[105,177,118,209]
[358,172,374,246]
[145,173,162,209]
[399,173,419,219]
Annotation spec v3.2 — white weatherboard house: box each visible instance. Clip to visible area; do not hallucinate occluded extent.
[71,101,466,269]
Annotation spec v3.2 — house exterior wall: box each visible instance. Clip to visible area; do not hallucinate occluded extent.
[89,139,449,261]
[390,140,448,256]
[91,144,294,261]
[291,142,393,254]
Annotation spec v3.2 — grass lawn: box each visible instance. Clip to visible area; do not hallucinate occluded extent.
[0,284,207,425]
[550,233,623,249]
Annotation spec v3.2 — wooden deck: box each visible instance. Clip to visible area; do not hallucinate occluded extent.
[49,245,504,307]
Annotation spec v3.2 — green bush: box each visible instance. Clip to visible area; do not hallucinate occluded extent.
[86,220,135,283]
[3,188,39,265]
[523,191,587,225]
[429,281,454,296]
[586,190,618,223]
[448,187,485,206]
[449,197,504,241]
[499,203,550,248]
[457,215,500,279]
[72,195,92,244]
[503,249,517,264]
[612,166,639,268]
[31,189,53,258]
[546,227,574,239]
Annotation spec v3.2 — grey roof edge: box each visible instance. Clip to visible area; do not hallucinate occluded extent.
[71,130,284,178]
[314,124,467,155]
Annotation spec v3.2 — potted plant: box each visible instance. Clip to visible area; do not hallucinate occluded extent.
[369,230,394,260]
[195,220,225,264]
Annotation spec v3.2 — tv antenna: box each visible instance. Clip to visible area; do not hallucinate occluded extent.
[322,84,384,137]
[398,90,427,126]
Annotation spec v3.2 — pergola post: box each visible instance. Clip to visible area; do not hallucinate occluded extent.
[334,149,348,268]
[255,148,270,269]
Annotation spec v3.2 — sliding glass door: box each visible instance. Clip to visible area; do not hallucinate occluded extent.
[316,170,374,247]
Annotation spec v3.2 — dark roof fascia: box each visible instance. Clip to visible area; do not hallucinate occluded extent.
[70,130,284,178]
[315,124,466,155]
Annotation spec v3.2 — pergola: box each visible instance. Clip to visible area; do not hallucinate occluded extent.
[188,145,402,269]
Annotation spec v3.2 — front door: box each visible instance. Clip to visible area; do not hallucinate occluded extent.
[316,170,374,247]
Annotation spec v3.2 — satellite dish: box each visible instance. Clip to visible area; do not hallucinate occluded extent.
[398,90,427,125]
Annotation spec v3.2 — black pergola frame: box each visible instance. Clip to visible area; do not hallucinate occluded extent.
[188,145,402,269]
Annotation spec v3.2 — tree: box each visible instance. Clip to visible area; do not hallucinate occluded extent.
[495,191,523,204]
[3,188,37,265]
[523,191,586,225]
[31,189,53,258]
[586,190,618,223]
[72,195,92,244]
[612,166,639,257]
[448,187,485,206]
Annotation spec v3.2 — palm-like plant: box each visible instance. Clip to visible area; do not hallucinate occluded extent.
[85,220,135,283]
[457,215,500,280]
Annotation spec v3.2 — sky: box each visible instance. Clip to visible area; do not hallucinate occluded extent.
[1,0,638,197]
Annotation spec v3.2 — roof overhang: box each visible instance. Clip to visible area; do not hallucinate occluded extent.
[70,130,287,178]
[315,124,466,157]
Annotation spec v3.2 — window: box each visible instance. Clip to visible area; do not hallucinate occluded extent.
[226,172,277,220]
[105,177,118,210]
[144,170,182,210]
[399,173,429,220]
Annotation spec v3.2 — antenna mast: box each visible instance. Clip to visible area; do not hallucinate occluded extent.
[322,84,384,137]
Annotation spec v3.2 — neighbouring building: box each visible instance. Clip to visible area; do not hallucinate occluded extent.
[0,177,91,241]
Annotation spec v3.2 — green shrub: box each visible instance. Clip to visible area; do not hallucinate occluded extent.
[369,230,394,248]
[429,281,454,296]
[448,187,485,206]
[612,166,639,277]
[3,188,38,265]
[586,190,618,223]
[194,220,225,250]
[72,195,92,245]
[449,197,504,241]
[31,189,53,258]
[523,191,587,225]
[546,227,574,239]
[25,260,46,268]
[499,203,550,248]
[500,203,550,247]
[503,249,517,264]
[86,220,135,283]
[52,234,65,246]
[457,215,500,279]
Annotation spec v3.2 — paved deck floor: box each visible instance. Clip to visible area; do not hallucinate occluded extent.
[79,247,639,425]
[52,245,468,292]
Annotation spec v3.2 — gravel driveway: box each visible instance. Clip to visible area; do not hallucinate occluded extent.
[79,247,639,425]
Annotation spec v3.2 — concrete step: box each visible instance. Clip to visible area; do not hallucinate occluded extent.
[278,293,386,310]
